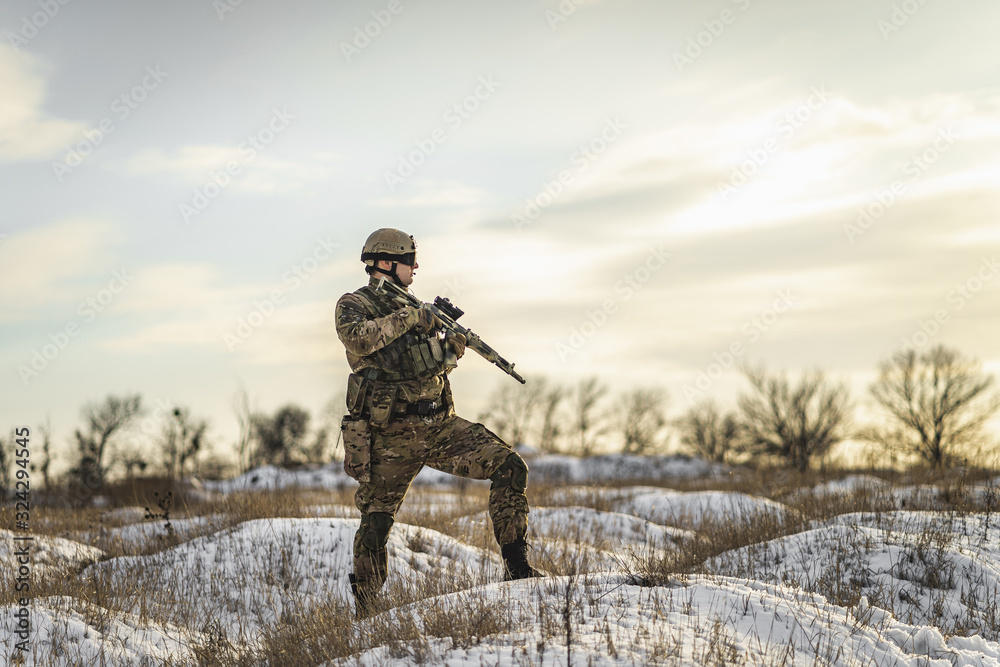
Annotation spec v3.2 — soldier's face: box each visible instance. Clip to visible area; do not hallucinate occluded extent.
[377,259,418,286]
[396,261,417,286]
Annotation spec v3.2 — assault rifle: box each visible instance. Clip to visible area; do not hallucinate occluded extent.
[376,277,526,384]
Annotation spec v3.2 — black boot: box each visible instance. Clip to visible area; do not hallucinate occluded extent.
[501,537,543,581]
[349,573,376,619]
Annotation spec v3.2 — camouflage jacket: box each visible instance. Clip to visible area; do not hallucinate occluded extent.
[335,277,452,406]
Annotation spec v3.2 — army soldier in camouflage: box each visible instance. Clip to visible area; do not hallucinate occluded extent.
[336,228,540,616]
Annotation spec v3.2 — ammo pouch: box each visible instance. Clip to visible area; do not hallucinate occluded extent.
[341,416,371,482]
[368,383,399,428]
[345,372,371,418]
[369,333,447,381]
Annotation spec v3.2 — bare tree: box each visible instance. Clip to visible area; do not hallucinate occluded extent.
[676,400,741,463]
[37,417,53,491]
[252,404,311,467]
[537,381,567,453]
[233,384,254,473]
[70,393,143,487]
[614,387,669,454]
[738,365,850,472]
[302,426,331,465]
[160,406,209,479]
[868,345,1000,467]
[0,431,11,498]
[478,378,546,447]
[569,377,608,456]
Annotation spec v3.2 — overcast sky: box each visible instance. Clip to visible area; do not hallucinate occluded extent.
[3,0,999,466]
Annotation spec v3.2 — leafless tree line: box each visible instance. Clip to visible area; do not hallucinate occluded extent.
[480,344,1000,470]
[2,344,997,499]
[0,387,340,500]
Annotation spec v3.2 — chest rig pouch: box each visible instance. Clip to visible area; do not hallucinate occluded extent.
[354,286,448,381]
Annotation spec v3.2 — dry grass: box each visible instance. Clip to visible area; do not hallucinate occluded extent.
[5,465,1000,665]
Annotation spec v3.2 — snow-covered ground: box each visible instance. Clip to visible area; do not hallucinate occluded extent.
[5,460,1000,666]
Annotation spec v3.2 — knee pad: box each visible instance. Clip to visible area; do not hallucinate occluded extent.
[489,453,528,493]
[359,511,394,551]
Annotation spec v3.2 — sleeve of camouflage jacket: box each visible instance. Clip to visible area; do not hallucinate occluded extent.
[335,293,420,356]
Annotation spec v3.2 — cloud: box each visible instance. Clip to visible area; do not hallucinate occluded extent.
[0,218,121,321]
[369,180,493,208]
[120,146,341,194]
[0,46,86,161]
[498,88,1000,249]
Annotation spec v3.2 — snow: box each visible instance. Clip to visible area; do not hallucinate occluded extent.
[525,453,728,483]
[554,485,785,526]
[74,515,221,550]
[710,510,1000,640]
[340,574,1000,666]
[2,596,201,666]
[0,529,103,579]
[6,461,1000,665]
[83,518,497,637]
[197,453,724,496]
[200,463,354,494]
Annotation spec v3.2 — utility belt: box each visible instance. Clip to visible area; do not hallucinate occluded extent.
[345,371,446,428]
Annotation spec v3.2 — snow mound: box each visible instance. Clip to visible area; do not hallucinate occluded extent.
[459,506,691,550]
[74,515,222,551]
[457,506,693,572]
[710,510,1000,639]
[200,463,352,494]
[792,474,891,499]
[0,529,103,579]
[555,485,786,527]
[527,453,725,483]
[342,573,1000,666]
[0,596,200,666]
[85,518,494,636]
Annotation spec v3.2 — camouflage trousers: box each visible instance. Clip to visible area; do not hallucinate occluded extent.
[352,412,529,596]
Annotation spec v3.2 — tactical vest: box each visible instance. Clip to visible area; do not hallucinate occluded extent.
[353,285,447,382]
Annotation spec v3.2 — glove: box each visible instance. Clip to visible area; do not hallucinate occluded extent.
[411,306,444,334]
[447,332,467,360]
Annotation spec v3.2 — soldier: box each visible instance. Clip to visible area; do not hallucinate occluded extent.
[336,228,540,616]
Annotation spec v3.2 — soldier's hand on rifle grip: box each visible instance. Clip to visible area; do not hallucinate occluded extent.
[411,305,444,334]
[447,332,467,360]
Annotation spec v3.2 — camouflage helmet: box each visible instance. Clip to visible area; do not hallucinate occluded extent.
[360,228,417,275]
